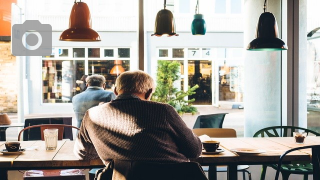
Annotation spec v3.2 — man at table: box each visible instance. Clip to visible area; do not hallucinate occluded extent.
[72,74,116,128]
[74,70,202,177]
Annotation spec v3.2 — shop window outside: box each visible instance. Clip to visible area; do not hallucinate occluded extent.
[42,47,131,103]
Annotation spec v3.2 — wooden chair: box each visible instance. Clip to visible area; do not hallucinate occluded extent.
[275,145,320,180]
[19,124,85,180]
[193,113,228,129]
[23,117,73,141]
[254,126,320,180]
[192,128,252,180]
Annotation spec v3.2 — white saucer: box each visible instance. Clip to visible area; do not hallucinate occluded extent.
[202,148,225,155]
[1,149,25,155]
[230,148,266,155]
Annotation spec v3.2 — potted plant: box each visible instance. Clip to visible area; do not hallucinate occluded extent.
[151,60,199,128]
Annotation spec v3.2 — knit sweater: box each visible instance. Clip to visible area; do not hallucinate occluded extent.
[74,94,202,163]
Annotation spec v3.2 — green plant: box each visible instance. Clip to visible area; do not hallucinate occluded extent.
[152,60,199,115]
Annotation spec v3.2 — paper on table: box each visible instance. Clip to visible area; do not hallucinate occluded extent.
[198,134,211,142]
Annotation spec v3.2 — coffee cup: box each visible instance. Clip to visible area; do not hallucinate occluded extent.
[5,142,21,152]
[202,141,220,152]
[293,132,307,144]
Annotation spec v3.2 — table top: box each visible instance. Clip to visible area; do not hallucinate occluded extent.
[0,137,317,169]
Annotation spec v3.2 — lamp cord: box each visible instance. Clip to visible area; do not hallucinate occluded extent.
[195,0,199,14]
[164,0,166,9]
[263,0,267,12]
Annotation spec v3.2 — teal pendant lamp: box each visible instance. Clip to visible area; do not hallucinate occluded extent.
[152,0,178,37]
[191,0,206,35]
[247,0,287,51]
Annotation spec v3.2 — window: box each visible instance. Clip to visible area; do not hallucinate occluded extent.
[42,47,131,103]
[215,0,226,14]
[230,0,242,14]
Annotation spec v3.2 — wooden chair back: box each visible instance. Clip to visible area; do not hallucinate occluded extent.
[18,124,79,141]
[192,128,237,137]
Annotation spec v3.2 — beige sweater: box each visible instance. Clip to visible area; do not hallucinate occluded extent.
[74,94,202,163]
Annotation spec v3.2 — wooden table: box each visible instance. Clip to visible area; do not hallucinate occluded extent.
[0,137,318,180]
[0,123,24,141]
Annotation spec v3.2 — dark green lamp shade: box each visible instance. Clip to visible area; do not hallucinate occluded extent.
[247,12,287,51]
[152,9,178,37]
[191,14,206,35]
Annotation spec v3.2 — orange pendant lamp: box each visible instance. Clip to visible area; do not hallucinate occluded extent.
[110,60,125,76]
[60,0,101,41]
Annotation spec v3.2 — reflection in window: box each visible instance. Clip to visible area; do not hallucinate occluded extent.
[159,49,168,57]
[118,48,130,58]
[73,48,85,58]
[173,48,184,58]
[42,60,85,103]
[188,60,212,105]
[104,49,114,57]
[88,48,100,58]
[59,49,68,57]
[88,60,130,90]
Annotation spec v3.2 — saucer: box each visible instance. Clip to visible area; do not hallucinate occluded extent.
[202,148,225,155]
[1,149,25,155]
[230,148,266,155]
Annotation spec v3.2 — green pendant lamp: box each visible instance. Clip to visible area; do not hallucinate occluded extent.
[191,0,206,35]
[247,0,287,51]
[60,0,101,41]
[152,0,178,37]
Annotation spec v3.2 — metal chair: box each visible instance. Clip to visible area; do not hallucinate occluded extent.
[19,124,85,180]
[192,128,252,180]
[193,113,228,129]
[275,145,320,180]
[254,126,320,180]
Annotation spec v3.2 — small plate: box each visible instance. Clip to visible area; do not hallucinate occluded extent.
[202,148,225,155]
[1,149,25,155]
[231,148,266,155]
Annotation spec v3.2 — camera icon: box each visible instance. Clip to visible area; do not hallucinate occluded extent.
[12,20,52,56]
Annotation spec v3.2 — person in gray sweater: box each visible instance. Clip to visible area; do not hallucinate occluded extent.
[72,74,116,128]
[74,70,202,166]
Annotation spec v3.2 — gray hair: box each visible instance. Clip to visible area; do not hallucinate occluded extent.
[115,70,155,94]
[86,74,106,87]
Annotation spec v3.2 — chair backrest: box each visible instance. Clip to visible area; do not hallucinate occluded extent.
[113,160,208,180]
[18,124,79,141]
[253,126,320,137]
[275,145,320,180]
[192,128,237,137]
[193,113,228,129]
[23,117,73,141]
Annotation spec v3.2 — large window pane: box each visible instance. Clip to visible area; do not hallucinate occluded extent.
[215,0,226,14]
[42,60,85,103]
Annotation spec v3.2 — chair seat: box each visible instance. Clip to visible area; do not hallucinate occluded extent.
[202,165,250,172]
[23,169,85,180]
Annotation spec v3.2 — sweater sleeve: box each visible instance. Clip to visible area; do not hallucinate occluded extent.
[165,105,202,158]
[73,111,100,160]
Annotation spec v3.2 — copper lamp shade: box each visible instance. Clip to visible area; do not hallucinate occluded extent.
[0,113,11,125]
[247,0,287,51]
[60,2,101,41]
[110,60,125,75]
[152,1,178,37]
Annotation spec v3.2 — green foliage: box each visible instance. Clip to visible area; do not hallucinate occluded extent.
[152,60,199,115]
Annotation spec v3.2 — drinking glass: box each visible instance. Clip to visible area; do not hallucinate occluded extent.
[44,129,58,150]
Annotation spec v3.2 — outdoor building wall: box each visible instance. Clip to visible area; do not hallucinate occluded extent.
[0,41,17,112]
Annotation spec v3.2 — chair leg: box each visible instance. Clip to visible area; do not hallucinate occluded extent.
[303,174,308,180]
[260,165,267,180]
[281,171,291,180]
[242,169,251,180]
[242,171,246,180]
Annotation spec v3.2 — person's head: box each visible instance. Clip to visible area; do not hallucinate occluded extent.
[80,75,88,82]
[114,70,155,100]
[86,74,106,88]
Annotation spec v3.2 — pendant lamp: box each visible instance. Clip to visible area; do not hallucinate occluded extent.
[60,0,101,41]
[191,0,206,35]
[247,0,287,51]
[152,0,178,37]
[110,60,125,76]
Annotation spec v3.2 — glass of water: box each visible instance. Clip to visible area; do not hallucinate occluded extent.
[44,129,58,150]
